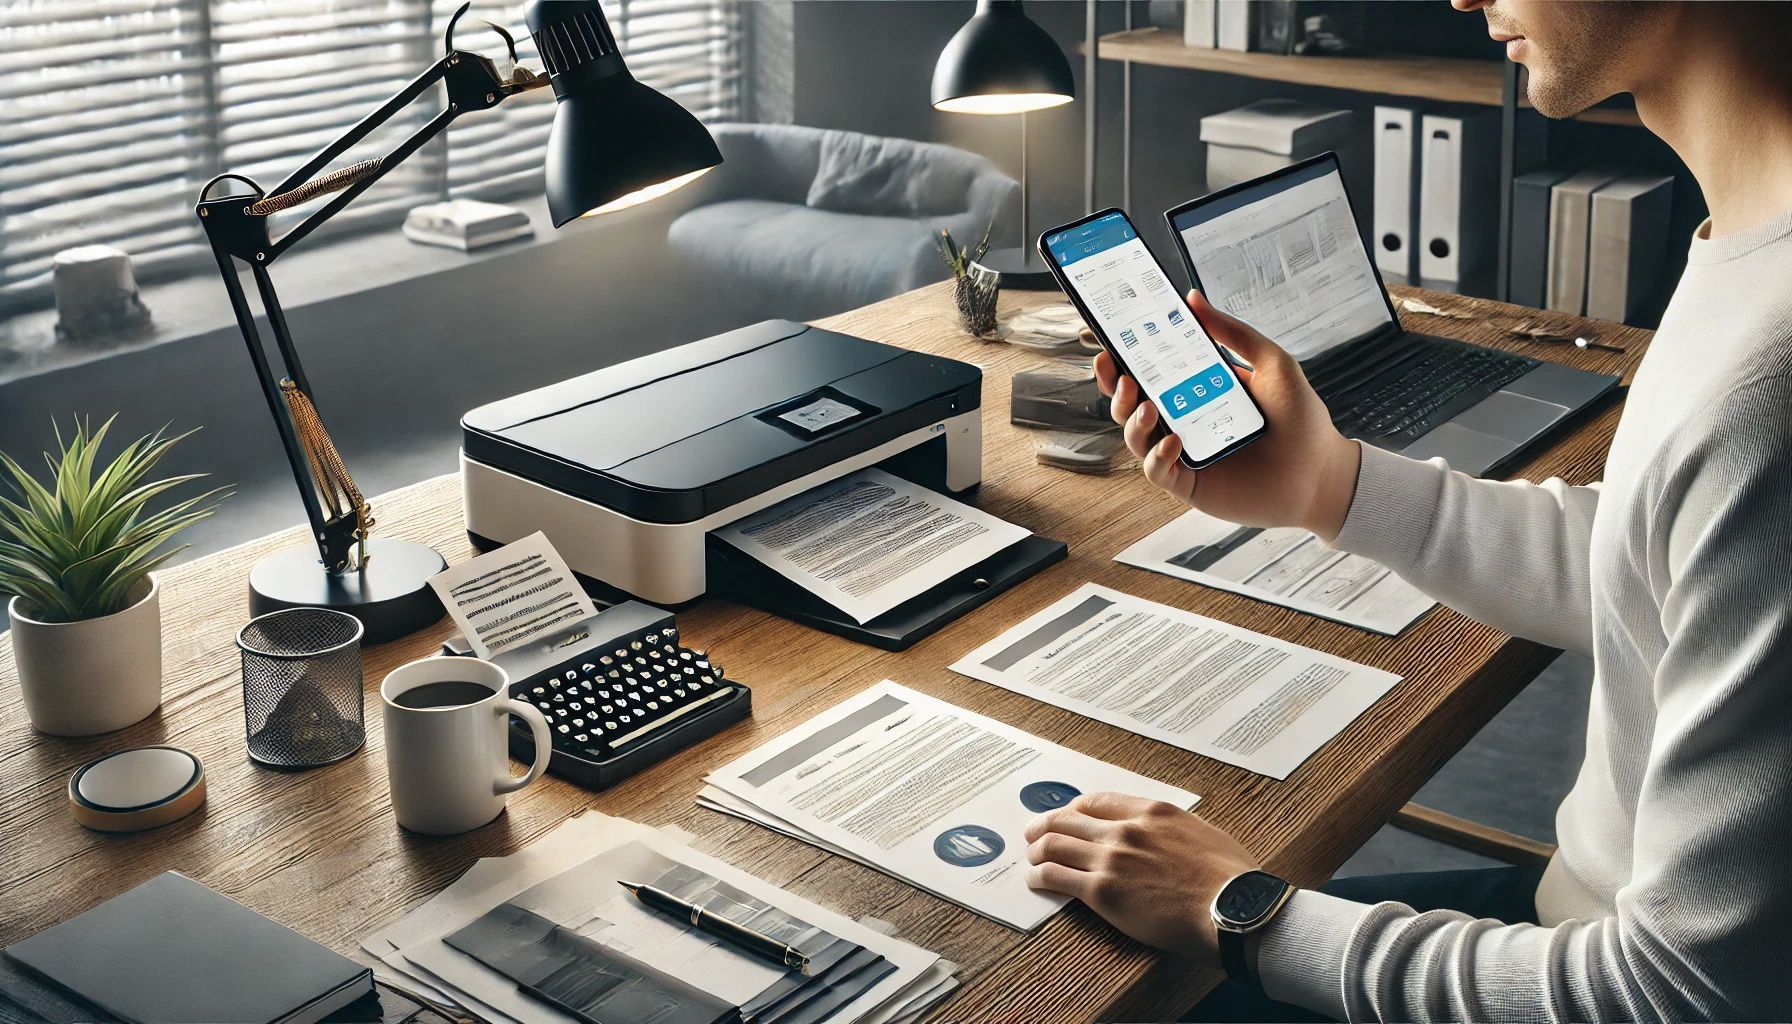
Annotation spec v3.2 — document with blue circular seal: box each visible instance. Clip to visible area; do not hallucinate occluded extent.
[699,680,1196,930]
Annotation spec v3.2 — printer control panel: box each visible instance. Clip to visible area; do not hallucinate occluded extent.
[759,387,878,440]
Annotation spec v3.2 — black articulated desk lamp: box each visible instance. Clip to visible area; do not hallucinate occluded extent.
[195,1,721,642]
[932,0,1075,289]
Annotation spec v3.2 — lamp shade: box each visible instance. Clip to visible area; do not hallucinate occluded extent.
[931,0,1075,115]
[526,0,722,225]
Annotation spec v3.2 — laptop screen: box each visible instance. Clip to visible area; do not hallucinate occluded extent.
[1169,157,1393,362]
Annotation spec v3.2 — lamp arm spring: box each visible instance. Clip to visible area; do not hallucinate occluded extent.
[281,381,374,571]
[249,158,384,217]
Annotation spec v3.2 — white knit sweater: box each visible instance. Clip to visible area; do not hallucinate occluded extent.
[1255,209,1792,1022]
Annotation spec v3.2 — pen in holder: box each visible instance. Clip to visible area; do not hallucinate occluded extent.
[237,608,366,768]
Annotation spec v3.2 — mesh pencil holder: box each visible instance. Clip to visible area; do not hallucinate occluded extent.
[237,608,366,768]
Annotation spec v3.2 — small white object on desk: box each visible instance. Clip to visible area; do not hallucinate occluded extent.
[402,198,534,251]
[68,745,206,832]
[1034,429,1128,474]
[1000,303,1101,359]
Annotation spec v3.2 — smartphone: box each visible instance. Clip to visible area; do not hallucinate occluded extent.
[1038,208,1267,469]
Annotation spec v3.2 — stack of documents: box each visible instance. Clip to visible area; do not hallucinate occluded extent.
[699,681,1197,930]
[363,813,956,1024]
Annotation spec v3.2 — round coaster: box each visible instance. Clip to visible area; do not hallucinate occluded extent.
[68,746,206,833]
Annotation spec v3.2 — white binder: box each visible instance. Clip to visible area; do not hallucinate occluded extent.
[1372,104,1424,284]
[1184,0,1216,47]
[1587,173,1674,323]
[1417,107,1501,285]
[1216,0,1253,51]
[1545,167,1623,315]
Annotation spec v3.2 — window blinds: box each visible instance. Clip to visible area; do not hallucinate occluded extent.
[0,0,740,311]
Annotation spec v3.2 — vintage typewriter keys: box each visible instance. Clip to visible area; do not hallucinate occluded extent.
[512,625,738,761]
[472,603,748,792]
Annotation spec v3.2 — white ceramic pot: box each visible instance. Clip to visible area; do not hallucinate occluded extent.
[8,575,162,736]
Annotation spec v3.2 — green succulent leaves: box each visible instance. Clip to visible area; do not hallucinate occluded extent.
[0,417,229,623]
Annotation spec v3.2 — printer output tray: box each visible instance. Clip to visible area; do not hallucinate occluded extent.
[707,533,1067,651]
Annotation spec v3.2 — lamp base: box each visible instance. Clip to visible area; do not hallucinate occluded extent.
[248,538,447,645]
[977,246,1060,290]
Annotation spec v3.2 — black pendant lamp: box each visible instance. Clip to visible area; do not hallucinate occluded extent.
[932,0,1075,288]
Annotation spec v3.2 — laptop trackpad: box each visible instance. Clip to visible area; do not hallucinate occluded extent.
[1452,390,1569,440]
[1399,423,1514,474]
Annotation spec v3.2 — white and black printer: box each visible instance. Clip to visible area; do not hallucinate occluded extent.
[460,319,1064,649]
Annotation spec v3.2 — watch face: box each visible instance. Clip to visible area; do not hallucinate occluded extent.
[1215,870,1290,927]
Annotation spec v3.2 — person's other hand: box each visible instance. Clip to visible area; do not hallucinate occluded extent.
[1024,792,1260,961]
[1090,290,1360,540]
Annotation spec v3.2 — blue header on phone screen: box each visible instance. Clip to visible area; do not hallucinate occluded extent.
[1044,212,1135,268]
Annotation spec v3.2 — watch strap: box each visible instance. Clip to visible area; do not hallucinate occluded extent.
[1217,926,1256,988]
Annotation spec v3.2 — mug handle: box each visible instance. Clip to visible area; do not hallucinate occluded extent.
[494,699,552,795]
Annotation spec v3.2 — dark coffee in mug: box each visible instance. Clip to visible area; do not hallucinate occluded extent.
[393,680,497,709]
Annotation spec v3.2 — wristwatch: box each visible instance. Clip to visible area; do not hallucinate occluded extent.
[1211,869,1295,988]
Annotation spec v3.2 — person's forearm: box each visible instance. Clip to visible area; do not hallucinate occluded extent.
[1303,432,1362,542]
[1328,443,1599,654]
[1253,891,1667,1022]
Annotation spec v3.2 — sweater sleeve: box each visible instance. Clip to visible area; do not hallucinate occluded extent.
[1332,443,1600,654]
[1254,380,1792,1022]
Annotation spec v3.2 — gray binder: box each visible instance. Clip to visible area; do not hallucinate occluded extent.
[1509,166,1573,309]
[1587,173,1674,323]
[1546,167,1623,315]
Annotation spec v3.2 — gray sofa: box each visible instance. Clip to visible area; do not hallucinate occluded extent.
[667,123,1019,323]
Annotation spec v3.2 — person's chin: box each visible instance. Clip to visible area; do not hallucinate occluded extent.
[1524,73,1600,121]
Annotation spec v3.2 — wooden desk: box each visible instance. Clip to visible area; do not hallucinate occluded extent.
[0,282,1649,1022]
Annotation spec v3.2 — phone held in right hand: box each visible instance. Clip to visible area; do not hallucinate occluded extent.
[1038,208,1267,469]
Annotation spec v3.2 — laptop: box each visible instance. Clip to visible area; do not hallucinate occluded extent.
[1164,152,1619,478]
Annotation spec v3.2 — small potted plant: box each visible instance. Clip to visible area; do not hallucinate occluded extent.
[1,419,226,736]
[936,222,1001,340]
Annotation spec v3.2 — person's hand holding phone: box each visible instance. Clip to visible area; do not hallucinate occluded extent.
[1097,290,1362,541]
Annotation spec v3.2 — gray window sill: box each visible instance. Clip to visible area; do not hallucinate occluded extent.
[0,195,613,388]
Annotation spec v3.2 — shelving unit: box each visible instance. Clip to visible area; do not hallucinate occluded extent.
[1088,28,1641,126]
[1079,23,1651,307]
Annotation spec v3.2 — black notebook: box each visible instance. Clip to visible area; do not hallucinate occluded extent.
[4,871,372,1024]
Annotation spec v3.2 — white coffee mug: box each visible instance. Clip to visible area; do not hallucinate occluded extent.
[379,657,551,835]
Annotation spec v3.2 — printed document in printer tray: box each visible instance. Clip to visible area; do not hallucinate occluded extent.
[716,468,1030,624]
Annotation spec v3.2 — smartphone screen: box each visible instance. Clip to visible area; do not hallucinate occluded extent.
[1042,210,1266,466]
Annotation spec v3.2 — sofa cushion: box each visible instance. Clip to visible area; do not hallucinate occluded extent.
[805,131,969,218]
[670,199,939,312]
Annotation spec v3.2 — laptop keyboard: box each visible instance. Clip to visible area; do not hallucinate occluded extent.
[1317,338,1539,440]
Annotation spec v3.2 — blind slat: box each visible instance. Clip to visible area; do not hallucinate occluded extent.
[0,0,741,312]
